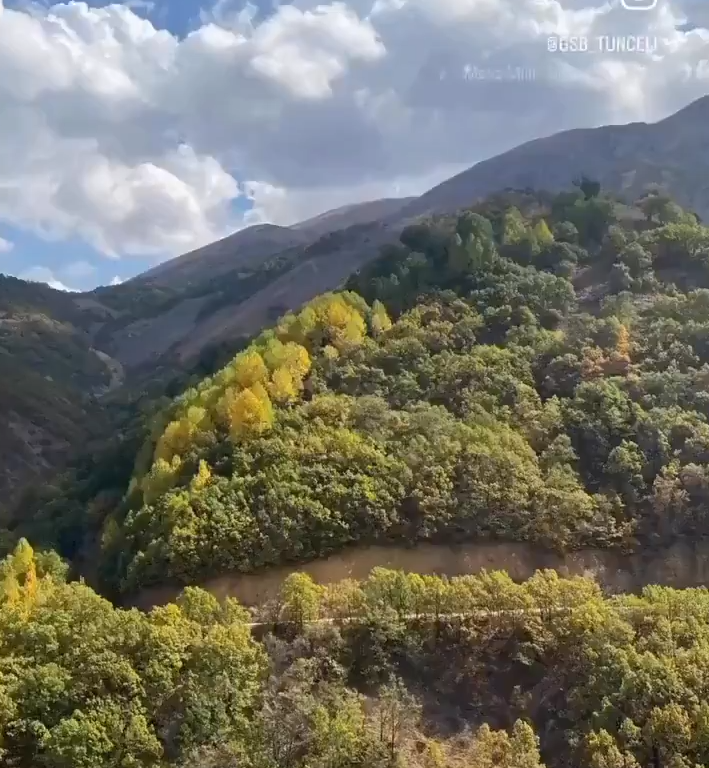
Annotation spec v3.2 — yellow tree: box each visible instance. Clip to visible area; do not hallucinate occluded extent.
[219,385,274,440]
[321,296,366,350]
[154,406,211,464]
[232,351,269,389]
[532,219,554,247]
[616,323,631,360]
[264,340,311,381]
[268,367,298,404]
[0,570,20,606]
[323,578,366,621]
[141,455,182,504]
[288,305,318,345]
[155,418,197,463]
[502,207,528,246]
[190,460,212,492]
[337,315,367,350]
[282,342,311,381]
[0,539,40,613]
[371,300,392,337]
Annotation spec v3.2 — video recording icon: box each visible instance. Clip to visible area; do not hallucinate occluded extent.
[620,0,658,10]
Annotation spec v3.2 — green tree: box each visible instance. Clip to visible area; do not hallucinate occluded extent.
[281,573,324,628]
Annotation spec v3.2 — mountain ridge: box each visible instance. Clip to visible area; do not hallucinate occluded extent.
[3,93,709,520]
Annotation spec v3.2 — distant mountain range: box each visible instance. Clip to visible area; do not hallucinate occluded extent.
[2,94,709,517]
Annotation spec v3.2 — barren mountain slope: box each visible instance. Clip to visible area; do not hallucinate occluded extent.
[398,96,709,222]
[133,224,311,290]
[292,197,415,238]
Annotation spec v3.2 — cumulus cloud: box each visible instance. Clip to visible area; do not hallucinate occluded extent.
[20,266,77,292]
[0,0,708,269]
[0,237,13,253]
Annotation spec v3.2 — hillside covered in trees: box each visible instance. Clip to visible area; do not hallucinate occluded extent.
[14,181,709,595]
[6,539,709,768]
[7,181,709,767]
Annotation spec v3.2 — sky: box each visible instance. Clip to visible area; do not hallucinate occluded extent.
[0,0,708,291]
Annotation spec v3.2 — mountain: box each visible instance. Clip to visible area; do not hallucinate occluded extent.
[0,277,115,517]
[131,199,415,293]
[74,95,709,375]
[9,178,709,768]
[397,96,709,222]
[133,224,311,290]
[0,205,405,518]
[4,95,709,522]
[291,197,415,237]
[13,173,709,595]
[9,100,709,768]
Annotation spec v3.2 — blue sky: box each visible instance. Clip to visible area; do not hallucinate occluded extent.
[0,0,276,292]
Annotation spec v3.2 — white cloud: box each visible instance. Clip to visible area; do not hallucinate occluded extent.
[0,0,708,267]
[0,237,13,253]
[110,275,124,285]
[20,266,77,292]
[61,260,96,279]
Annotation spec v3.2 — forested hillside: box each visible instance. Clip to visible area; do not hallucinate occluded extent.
[7,181,709,768]
[14,181,709,598]
[5,539,709,768]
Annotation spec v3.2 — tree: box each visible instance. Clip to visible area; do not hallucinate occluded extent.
[324,579,366,622]
[0,563,265,768]
[141,455,182,504]
[501,207,528,246]
[281,572,324,628]
[618,243,653,289]
[190,460,212,492]
[553,220,579,244]
[218,385,274,439]
[232,350,269,389]
[461,721,545,768]
[371,300,392,337]
[532,219,554,247]
[638,191,684,225]
[536,242,579,274]
[574,175,601,200]
[374,678,421,761]
[448,231,497,275]
[269,366,299,404]
[586,730,640,768]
